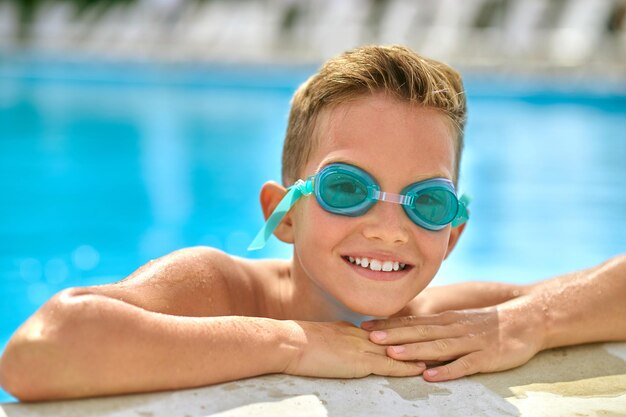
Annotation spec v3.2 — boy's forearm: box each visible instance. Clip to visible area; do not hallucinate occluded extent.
[528,254,626,350]
[0,292,298,401]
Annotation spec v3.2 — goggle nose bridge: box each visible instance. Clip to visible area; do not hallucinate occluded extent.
[368,188,415,206]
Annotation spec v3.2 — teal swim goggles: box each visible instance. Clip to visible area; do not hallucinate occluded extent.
[248,162,470,250]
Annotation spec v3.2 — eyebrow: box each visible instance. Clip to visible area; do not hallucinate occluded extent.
[318,157,451,184]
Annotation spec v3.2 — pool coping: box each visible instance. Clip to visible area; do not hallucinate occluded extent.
[1,342,625,417]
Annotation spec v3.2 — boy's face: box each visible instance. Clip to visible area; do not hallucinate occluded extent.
[289,92,462,317]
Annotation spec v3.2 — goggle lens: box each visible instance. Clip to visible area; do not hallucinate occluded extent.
[319,171,369,209]
[409,188,458,226]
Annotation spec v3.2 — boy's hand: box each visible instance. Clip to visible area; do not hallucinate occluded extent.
[360,297,545,382]
[283,321,427,379]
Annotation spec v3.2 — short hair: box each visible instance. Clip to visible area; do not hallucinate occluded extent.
[281,45,467,186]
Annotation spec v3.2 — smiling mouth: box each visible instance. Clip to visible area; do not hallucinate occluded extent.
[343,256,410,272]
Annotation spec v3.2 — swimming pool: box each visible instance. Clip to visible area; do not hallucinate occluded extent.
[1,57,625,402]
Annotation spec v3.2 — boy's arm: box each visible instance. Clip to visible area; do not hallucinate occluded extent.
[528,254,626,349]
[364,254,626,381]
[0,247,284,400]
[0,247,424,401]
[0,293,293,400]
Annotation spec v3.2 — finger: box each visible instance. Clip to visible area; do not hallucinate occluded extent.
[385,337,475,362]
[421,360,445,367]
[361,312,460,330]
[369,354,427,377]
[369,324,454,345]
[422,351,486,381]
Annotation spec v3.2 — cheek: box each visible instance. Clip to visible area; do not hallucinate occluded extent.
[414,228,452,265]
[293,198,349,244]
[292,200,349,286]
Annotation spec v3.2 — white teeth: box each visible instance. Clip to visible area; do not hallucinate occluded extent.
[370,259,381,271]
[346,256,407,272]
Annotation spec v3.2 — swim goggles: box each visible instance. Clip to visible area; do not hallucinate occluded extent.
[248,162,470,250]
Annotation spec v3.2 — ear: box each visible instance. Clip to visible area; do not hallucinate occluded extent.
[444,222,466,259]
[259,181,295,244]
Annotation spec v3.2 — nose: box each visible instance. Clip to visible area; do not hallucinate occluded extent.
[360,200,410,244]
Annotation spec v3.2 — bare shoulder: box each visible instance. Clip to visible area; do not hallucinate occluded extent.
[70,246,282,318]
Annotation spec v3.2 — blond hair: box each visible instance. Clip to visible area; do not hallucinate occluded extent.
[281,45,467,186]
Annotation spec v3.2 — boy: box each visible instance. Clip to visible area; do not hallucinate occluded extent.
[1,45,625,401]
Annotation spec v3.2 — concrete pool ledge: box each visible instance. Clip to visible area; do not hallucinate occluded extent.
[1,342,625,417]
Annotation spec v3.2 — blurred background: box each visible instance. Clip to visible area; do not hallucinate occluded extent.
[1,0,625,402]
[2,0,626,71]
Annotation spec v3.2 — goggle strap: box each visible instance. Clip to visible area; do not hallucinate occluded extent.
[451,193,471,227]
[247,180,312,251]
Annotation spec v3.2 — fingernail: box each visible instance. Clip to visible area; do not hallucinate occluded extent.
[361,321,374,329]
[371,331,387,341]
[425,369,438,377]
[417,362,426,368]
[391,345,405,354]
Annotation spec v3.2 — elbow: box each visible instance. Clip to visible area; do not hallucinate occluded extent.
[0,337,54,402]
[0,288,96,401]
[0,346,19,400]
[0,318,71,402]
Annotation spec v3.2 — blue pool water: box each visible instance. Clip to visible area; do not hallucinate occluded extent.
[0,58,625,402]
